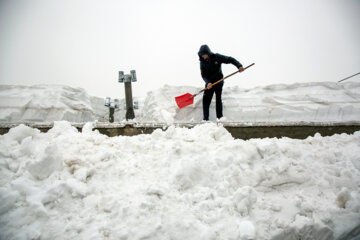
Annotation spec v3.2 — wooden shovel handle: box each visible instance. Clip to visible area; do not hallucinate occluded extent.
[199,63,255,94]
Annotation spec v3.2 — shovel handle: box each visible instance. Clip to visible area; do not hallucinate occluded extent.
[198,63,255,94]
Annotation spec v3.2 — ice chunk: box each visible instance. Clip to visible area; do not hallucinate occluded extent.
[82,121,96,134]
[336,187,351,209]
[4,124,39,143]
[233,186,257,216]
[27,144,63,180]
[238,220,256,240]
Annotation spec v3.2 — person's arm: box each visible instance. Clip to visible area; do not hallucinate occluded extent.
[200,62,210,84]
[201,72,210,84]
[216,53,243,71]
[201,71,214,89]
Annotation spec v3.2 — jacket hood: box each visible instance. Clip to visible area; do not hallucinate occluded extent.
[198,45,213,58]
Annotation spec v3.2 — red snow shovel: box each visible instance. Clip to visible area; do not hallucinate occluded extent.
[175,63,255,109]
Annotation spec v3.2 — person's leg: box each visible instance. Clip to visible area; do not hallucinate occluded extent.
[215,83,223,119]
[202,87,215,121]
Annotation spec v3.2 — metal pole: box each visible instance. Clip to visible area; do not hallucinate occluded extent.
[124,82,135,120]
[109,107,115,123]
[338,72,360,83]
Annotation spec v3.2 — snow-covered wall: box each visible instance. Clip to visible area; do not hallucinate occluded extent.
[138,82,360,123]
[1,82,359,124]
[0,85,108,123]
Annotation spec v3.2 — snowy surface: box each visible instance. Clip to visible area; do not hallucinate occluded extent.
[0,85,108,123]
[1,122,359,239]
[138,82,360,124]
[1,81,360,124]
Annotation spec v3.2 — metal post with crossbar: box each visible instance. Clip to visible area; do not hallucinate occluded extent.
[119,70,137,120]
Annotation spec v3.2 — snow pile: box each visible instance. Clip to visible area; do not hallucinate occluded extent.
[0,85,108,123]
[139,85,202,124]
[138,81,360,123]
[1,81,359,124]
[1,122,359,239]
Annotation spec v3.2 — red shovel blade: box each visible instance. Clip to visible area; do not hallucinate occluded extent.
[175,93,194,109]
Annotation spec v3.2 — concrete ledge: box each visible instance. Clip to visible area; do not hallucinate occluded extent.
[224,125,360,140]
[1,122,360,140]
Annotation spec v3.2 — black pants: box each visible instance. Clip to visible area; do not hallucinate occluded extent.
[202,83,223,120]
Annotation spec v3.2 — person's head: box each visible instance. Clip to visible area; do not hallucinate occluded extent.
[198,44,213,61]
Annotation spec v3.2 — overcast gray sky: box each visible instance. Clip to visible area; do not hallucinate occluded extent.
[0,0,359,99]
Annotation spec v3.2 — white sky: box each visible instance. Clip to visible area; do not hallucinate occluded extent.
[0,0,359,99]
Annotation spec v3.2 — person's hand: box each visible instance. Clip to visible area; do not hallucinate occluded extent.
[239,67,244,72]
[206,83,213,89]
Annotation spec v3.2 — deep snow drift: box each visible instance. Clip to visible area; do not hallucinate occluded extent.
[138,81,360,123]
[1,81,359,124]
[0,85,108,123]
[1,122,359,239]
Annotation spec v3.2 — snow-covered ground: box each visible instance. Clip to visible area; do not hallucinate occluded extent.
[1,82,359,239]
[0,122,359,239]
[1,81,359,124]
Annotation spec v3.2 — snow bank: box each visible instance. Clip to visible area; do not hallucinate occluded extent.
[1,81,360,124]
[0,85,108,123]
[138,81,360,123]
[138,85,202,124]
[1,122,359,239]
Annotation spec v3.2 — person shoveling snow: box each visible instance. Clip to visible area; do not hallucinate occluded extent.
[198,44,244,121]
[175,45,253,120]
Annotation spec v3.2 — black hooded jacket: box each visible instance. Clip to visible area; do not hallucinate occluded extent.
[198,45,242,84]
